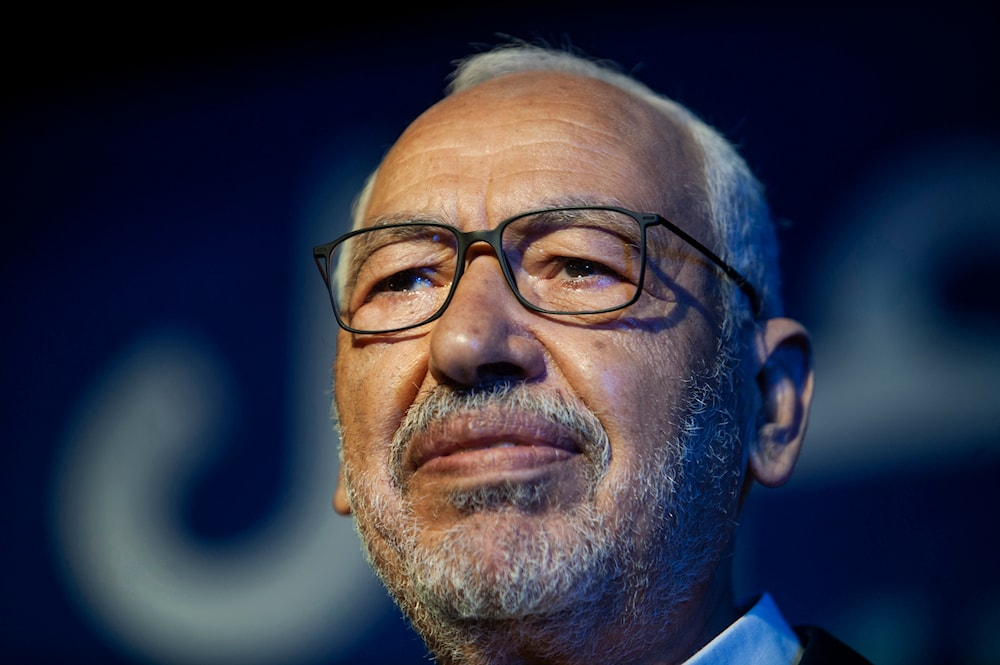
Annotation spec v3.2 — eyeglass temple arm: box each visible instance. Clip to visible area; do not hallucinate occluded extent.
[313,245,332,283]
[651,215,762,317]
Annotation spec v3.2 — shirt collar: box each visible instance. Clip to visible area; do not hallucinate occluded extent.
[683,593,803,665]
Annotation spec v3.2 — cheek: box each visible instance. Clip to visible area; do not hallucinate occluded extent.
[334,337,428,473]
[553,331,685,456]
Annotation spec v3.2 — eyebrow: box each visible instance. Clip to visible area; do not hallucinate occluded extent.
[519,206,642,242]
[345,221,452,286]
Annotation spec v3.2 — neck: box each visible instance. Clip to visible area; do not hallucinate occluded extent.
[418,565,739,665]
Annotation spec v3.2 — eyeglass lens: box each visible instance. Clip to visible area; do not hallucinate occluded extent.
[331,208,645,333]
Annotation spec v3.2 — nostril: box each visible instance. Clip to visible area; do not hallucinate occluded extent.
[476,362,526,385]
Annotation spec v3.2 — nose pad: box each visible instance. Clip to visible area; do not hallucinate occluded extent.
[427,257,545,388]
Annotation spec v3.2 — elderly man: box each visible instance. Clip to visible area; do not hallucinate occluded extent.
[314,42,872,664]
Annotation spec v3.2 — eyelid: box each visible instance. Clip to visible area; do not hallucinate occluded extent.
[344,223,455,284]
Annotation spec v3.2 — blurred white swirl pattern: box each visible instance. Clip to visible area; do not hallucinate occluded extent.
[50,154,383,665]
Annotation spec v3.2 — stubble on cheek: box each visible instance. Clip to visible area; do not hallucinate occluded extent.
[340,445,416,582]
[334,350,422,574]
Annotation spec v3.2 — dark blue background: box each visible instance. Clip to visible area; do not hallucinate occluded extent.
[4,4,998,664]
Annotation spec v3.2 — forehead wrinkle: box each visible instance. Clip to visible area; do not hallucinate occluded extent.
[383,133,643,191]
[374,152,643,226]
[394,125,632,164]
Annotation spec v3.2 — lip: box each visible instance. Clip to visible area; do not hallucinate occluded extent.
[403,410,583,478]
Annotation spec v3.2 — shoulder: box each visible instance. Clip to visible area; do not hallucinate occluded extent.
[794,625,874,665]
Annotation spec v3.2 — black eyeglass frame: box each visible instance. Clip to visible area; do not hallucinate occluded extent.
[313,205,761,334]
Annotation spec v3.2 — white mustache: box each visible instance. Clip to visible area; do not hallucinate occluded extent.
[389,382,612,489]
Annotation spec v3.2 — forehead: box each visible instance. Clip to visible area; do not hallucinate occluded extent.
[365,71,710,229]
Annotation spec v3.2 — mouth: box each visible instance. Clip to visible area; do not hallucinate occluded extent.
[402,411,585,480]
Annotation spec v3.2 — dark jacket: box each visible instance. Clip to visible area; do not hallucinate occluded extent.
[796,626,874,664]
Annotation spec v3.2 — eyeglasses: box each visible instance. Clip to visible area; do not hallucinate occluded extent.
[313,205,760,334]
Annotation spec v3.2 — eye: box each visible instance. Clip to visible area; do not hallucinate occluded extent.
[368,267,436,298]
[557,257,622,281]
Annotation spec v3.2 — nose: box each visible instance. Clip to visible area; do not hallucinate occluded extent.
[428,253,546,387]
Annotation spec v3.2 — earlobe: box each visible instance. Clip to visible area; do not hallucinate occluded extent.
[749,318,814,488]
[333,467,352,515]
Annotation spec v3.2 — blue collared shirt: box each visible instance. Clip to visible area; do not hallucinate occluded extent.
[684,594,803,665]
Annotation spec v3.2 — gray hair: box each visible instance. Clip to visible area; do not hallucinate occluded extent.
[348,42,783,330]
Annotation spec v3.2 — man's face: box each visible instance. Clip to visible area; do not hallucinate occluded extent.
[333,72,750,656]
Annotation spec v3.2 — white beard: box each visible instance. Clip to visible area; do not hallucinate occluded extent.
[340,350,746,663]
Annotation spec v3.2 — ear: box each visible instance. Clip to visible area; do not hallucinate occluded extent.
[749,317,814,488]
[333,466,352,515]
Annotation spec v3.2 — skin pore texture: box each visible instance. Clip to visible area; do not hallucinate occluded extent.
[331,71,812,665]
